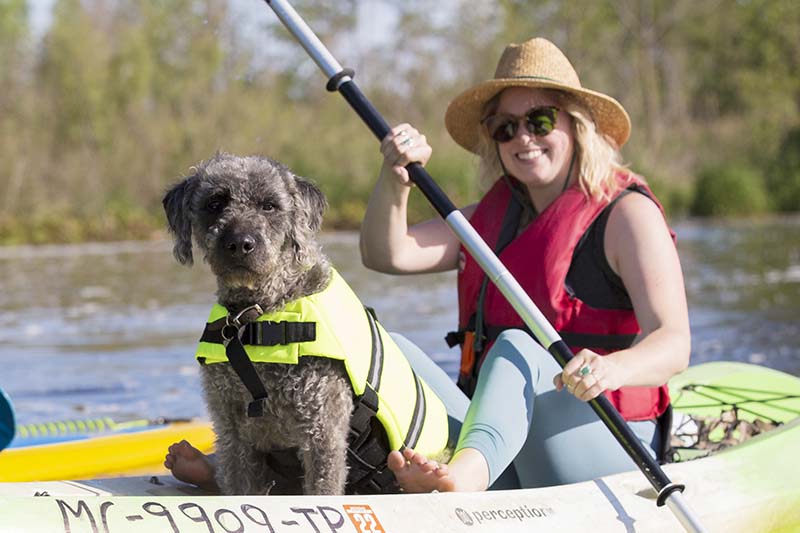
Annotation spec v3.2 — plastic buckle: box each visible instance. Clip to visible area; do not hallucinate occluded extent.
[248,398,267,418]
[261,321,286,346]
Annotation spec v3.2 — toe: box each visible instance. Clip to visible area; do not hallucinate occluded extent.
[387,450,407,474]
[419,460,438,473]
[410,452,428,466]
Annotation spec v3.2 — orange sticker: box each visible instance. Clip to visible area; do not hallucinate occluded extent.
[343,504,386,533]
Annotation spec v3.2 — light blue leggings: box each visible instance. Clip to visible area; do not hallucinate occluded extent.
[392,330,659,489]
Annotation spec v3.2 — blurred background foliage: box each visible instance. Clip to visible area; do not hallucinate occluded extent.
[0,0,798,244]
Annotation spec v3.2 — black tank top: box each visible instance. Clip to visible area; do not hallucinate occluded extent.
[565,187,649,310]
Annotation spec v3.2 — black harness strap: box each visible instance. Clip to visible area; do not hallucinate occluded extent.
[559,330,637,350]
[346,308,400,494]
[198,306,408,494]
[199,315,317,418]
[455,185,525,396]
[480,323,637,351]
[201,320,316,346]
[224,331,273,418]
[361,307,428,454]
[447,320,637,352]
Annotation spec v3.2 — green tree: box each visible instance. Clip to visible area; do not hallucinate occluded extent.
[691,164,768,217]
[684,0,800,163]
[767,127,800,212]
[3,0,800,244]
[0,0,28,84]
[0,0,31,218]
[38,0,113,150]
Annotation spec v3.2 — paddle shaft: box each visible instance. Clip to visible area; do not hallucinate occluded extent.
[262,2,705,531]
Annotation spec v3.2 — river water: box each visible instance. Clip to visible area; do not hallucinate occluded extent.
[1,218,799,426]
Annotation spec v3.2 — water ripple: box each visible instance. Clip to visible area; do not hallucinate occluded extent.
[0,221,799,425]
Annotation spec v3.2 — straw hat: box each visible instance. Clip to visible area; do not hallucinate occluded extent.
[445,37,631,153]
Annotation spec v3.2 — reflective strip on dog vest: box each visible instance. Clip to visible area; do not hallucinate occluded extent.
[405,372,426,450]
[195,269,449,457]
[363,307,383,392]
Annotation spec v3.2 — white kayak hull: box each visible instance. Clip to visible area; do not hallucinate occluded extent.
[1,417,798,532]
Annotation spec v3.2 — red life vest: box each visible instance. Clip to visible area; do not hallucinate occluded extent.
[456,171,672,421]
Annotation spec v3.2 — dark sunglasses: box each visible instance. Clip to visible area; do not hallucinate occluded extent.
[482,106,560,143]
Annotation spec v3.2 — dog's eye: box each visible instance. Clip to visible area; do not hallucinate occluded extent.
[261,201,276,212]
[206,198,226,213]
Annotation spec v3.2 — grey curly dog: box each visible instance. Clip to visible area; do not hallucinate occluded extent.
[163,153,448,496]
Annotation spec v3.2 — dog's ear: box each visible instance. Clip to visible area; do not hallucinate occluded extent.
[288,175,327,267]
[162,176,197,265]
[293,176,327,233]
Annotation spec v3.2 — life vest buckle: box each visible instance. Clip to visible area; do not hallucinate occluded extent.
[221,304,265,346]
[444,330,466,348]
[247,397,267,418]
[228,304,264,328]
[258,321,286,346]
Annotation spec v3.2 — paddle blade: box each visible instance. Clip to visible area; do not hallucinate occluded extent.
[0,388,15,451]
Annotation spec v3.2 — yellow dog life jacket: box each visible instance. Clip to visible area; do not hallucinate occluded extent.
[195,268,449,463]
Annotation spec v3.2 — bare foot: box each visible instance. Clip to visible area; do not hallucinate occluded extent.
[164,440,218,491]
[387,448,455,493]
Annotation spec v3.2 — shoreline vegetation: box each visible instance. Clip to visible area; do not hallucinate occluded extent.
[1,1,798,246]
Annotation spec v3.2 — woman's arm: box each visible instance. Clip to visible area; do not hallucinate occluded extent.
[557,191,690,399]
[360,123,475,274]
[603,191,691,387]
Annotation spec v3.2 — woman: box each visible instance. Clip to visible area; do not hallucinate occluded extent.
[164,37,689,494]
[360,37,690,492]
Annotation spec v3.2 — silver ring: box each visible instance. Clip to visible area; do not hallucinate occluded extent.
[579,365,592,376]
[400,136,413,146]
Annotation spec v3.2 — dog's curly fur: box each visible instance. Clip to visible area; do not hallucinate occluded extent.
[163,153,356,495]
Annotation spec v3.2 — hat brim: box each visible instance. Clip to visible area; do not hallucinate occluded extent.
[445,78,631,153]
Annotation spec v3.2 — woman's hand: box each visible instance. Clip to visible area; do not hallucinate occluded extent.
[553,349,622,402]
[379,123,432,186]
[361,121,467,274]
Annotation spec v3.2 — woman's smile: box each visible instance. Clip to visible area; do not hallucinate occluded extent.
[515,147,547,161]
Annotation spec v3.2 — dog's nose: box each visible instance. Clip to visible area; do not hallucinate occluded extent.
[225,234,257,256]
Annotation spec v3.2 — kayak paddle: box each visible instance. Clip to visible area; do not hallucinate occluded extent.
[260,1,706,531]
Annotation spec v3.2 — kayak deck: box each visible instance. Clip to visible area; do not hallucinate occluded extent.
[0,362,798,532]
[668,361,800,462]
[0,418,798,532]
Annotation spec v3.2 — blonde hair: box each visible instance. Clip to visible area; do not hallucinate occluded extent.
[475,89,629,201]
